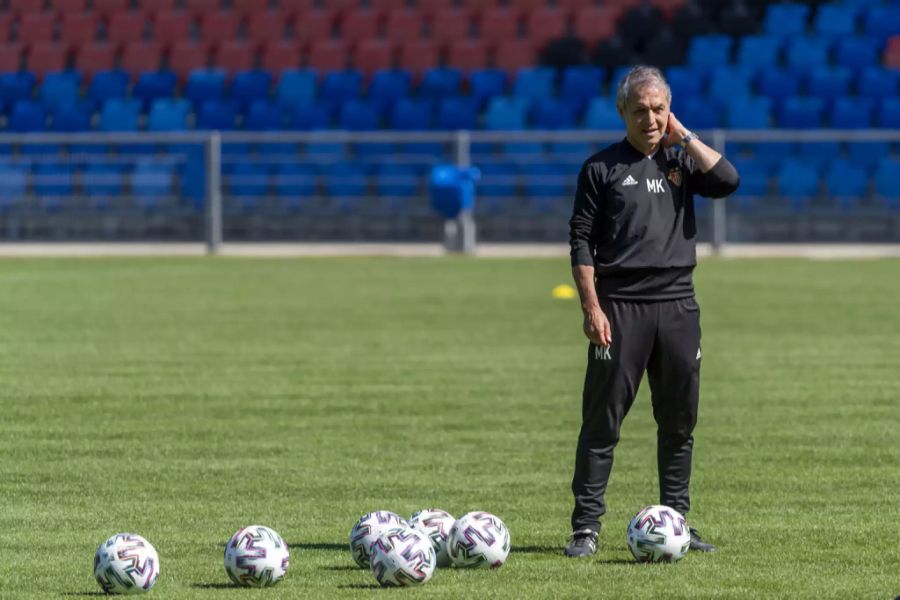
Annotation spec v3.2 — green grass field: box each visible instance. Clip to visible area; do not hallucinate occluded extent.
[1,256,898,599]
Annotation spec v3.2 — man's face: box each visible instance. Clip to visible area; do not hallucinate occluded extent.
[620,84,670,154]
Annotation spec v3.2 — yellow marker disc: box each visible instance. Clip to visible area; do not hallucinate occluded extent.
[552,284,577,299]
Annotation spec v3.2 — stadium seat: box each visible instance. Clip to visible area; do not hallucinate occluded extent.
[121,42,164,76]
[34,163,74,199]
[469,68,507,108]
[87,70,128,107]
[762,3,810,37]
[856,66,899,99]
[169,42,210,82]
[184,68,227,110]
[0,43,22,73]
[352,40,396,78]
[262,41,302,73]
[512,67,554,103]
[293,9,337,44]
[525,8,568,50]
[775,159,819,210]
[308,40,350,72]
[183,0,221,13]
[560,66,604,115]
[427,8,472,45]
[813,4,859,36]
[725,96,772,129]
[804,66,852,99]
[132,159,176,210]
[374,163,420,199]
[8,101,46,132]
[735,35,782,70]
[778,97,825,129]
[484,96,528,130]
[664,66,706,102]
[289,102,330,131]
[521,162,570,215]
[756,68,800,101]
[51,0,90,12]
[436,97,477,130]
[82,163,126,203]
[215,41,255,73]
[275,69,316,108]
[676,95,721,129]
[247,10,287,43]
[862,5,900,39]
[583,97,621,129]
[706,67,753,106]
[273,163,317,209]
[477,7,522,44]
[100,98,141,131]
[388,98,431,130]
[829,96,875,129]
[875,97,900,128]
[846,141,889,172]
[153,10,193,46]
[494,40,537,73]
[231,70,272,111]
[245,99,284,130]
[18,14,55,44]
[796,141,841,172]
[340,9,381,40]
[785,37,831,74]
[140,0,180,16]
[0,163,27,210]
[200,11,240,44]
[38,73,80,112]
[417,67,462,101]
[397,40,440,76]
[573,7,619,45]
[60,12,100,45]
[132,70,177,109]
[0,72,35,108]
[824,158,869,210]
[0,16,11,44]
[729,157,769,198]
[75,43,116,80]
[107,12,148,45]
[385,9,424,40]
[323,162,369,203]
[227,162,270,204]
[368,69,410,113]
[530,98,577,129]
[27,44,69,79]
[320,70,363,113]
[686,34,733,69]
[448,40,489,71]
[148,98,189,131]
[874,158,900,207]
[476,160,518,200]
[197,98,237,130]
[338,99,381,130]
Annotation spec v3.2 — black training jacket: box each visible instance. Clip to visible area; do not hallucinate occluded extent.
[569,138,740,300]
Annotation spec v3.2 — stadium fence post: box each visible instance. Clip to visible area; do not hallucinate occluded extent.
[711,129,728,254]
[452,130,476,253]
[205,132,223,254]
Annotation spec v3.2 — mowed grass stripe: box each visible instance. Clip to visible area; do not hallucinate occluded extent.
[0,257,897,599]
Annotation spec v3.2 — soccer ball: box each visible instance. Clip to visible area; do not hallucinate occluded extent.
[94,533,160,595]
[349,511,409,568]
[223,525,289,587]
[409,508,455,568]
[370,526,436,587]
[447,511,511,568]
[626,505,691,563]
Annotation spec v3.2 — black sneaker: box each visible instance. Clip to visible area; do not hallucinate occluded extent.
[564,528,599,558]
[689,527,717,552]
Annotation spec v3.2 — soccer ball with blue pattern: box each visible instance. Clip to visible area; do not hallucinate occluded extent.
[223,525,289,587]
[447,511,511,568]
[409,508,455,568]
[94,533,160,595]
[349,511,409,568]
[626,505,690,563]
[370,526,436,587]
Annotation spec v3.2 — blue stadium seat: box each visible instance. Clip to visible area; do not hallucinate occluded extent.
[735,35,782,69]
[730,157,770,198]
[39,72,80,112]
[0,73,35,116]
[776,159,819,206]
[725,96,772,129]
[707,67,753,106]
[862,5,900,39]
[785,37,832,74]
[521,162,569,209]
[184,68,227,110]
[665,67,706,102]
[227,162,270,201]
[132,159,175,210]
[778,97,825,128]
[368,69,410,113]
[418,68,462,102]
[846,141,889,171]
[339,99,381,130]
[856,67,899,99]
[323,162,369,201]
[834,36,880,68]
[100,98,140,131]
[230,69,272,111]
[374,163,420,198]
[320,70,363,113]
[676,96,721,129]
[763,3,810,37]
[82,163,126,204]
[874,158,900,207]
[686,35,733,69]
[436,97,477,130]
[0,163,28,210]
[389,98,431,130]
[33,163,74,198]
[276,69,317,108]
[824,158,868,210]
[512,67,555,103]
[828,96,874,129]
[876,97,900,128]
[749,142,797,170]
[51,103,91,131]
[485,97,528,130]
[290,103,331,130]
[148,98,189,131]
[476,160,518,199]
[197,99,237,130]
[560,66,604,114]
[469,69,507,108]
[813,4,859,36]
[531,99,576,129]
[583,97,620,130]
[9,101,46,131]
[245,99,284,130]
[133,70,177,110]
[796,141,841,172]
[88,70,128,108]
[804,66,852,99]
[756,68,800,101]
[273,163,316,202]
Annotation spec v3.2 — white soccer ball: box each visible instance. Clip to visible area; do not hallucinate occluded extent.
[409,508,456,568]
[223,525,290,587]
[349,511,409,568]
[626,505,691,563]
[370,526,436,587]
[447,511,511,568]
[94,533,160,595]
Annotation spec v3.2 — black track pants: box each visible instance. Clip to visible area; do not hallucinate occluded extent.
[570,296,702,533]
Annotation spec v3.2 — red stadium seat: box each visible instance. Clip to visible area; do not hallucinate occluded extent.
[18,14,55,44]
[121,41,163,75]
[493,39,536,73]
[262,40,302,73]
[370,0,409,9]
[168,41,209,81]
[8,0,45,15]
[448,39,488,70]
[276,0,317,11]
[418,0,456,11]
[385,9,424,40]
[353,39,395,76]
[199,11,240,44]
[247,10,287,42]
[0,15,12,43]
[573,7,621,44]
[525,8,568,50]
[428,9,472,44]
[50,0,90,13]
[294,10,337,43]
[0,44,24,72]
[507,0,550,9]
[27,43,70,78]
[107,12,148,44]
[307,39,349,71]
[153,11,194,46]
[183,0,222,14]
[460,0,500,10]
[60,12,100,45]
[137,0,178,12]
[649,0,688,20]
[340,10,382,40]
[398,40,440,75]
[76,42,117,79]
[477,8,522,44]
[92,0,130,14]
[885,36,900,69]
[214,40,255,73]
[555,0,595,9]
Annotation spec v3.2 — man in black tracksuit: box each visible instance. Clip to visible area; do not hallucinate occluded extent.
[564,65,740,558]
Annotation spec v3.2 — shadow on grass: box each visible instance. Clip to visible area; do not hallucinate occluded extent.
[288,542,346,552]
[513,545,562,555]
[320,565,362,572]
[191,583,240,590]
[60,593,107,597]
[338,583,381,590]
